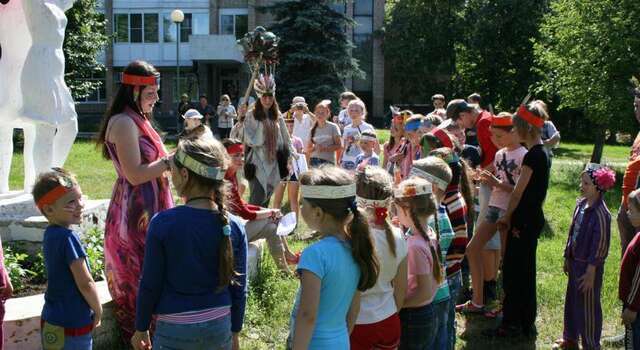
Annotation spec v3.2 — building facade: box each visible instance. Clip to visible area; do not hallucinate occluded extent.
[78,0,385,129]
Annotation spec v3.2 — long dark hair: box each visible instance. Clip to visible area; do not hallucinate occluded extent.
[300,166,380,291]
[96,60,159,159]
[252,97,280,122]
[173,137,236,290]
[356,167,397,257]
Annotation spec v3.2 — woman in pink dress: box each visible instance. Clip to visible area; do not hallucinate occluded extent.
[96,61,174,341]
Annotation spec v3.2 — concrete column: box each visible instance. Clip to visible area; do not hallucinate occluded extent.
[210,0,219,34]
[105,0,114,103]
[372,0,385,120]
[248,0,257,29]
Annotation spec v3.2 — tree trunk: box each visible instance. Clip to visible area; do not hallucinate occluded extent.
[590,128,606,164]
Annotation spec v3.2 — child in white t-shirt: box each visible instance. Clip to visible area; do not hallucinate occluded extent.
[341,100,375,171]
[355,130,380,170]
[351,167,408,349]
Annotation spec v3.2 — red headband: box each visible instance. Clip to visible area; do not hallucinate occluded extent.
[36,185,70,211]
[121,73,160,86]
[432,128,454,149]
[226,144,244,155]
[491,116,513,127]
[516,105,544,128]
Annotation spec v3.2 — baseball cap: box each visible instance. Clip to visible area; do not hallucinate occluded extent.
[446,99,474,120]
[183,109,203,120]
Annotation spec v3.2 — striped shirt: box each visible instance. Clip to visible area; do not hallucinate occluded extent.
[157,306,231,324]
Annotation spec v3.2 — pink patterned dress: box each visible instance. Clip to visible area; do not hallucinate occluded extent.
[103,108,173,341]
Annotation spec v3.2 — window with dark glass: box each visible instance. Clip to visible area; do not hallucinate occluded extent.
[130,14,143,43]
[180,13,193,42]
[234,15,248,39]
[354,0,373,16]
[114,14,128,42]
[163,14,175,42]
[144,14,159,43]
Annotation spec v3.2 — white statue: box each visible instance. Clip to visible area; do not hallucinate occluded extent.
[0,0,78,195]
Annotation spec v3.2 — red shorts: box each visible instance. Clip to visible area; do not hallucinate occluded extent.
[350,313,401,350]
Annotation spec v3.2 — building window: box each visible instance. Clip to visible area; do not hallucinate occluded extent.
[164,13,195,43]
[354,0,374,16]
[220,14,248,39]
[130,14,143,43]
[180,13,192,43]
[144,14,159,43]
[330,3,346,14]
[114,14,128,42]
[192,13,209,36]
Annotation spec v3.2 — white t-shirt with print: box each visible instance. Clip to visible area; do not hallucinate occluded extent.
[341,122,375,171]
[293,114,314,148]
[357,226,408,325]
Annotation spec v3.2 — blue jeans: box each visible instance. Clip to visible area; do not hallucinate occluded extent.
[626,313,640,349]
[400,303,439,350]
[433,298,450,350]
[154,315,232,350]
[447,272,462,350]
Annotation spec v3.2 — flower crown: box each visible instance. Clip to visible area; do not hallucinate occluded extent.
[584,163,616,192]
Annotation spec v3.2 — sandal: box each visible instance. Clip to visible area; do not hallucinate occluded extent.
[551,338,579,350]
[455,300,484,314]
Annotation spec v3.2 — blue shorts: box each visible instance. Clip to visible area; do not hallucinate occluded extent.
[484,206,503,250]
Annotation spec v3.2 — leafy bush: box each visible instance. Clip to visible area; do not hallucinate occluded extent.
[82,227,105,281]
[4,246,33,292]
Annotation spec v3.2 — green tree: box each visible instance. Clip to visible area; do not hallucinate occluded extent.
[261,0,363,109]
[384,0,462,103]
[535,0,640,162]
[63,0,108,100]
[454,0,547,111]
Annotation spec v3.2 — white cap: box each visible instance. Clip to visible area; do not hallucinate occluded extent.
[291,96,307,107]
[183,109,203,120]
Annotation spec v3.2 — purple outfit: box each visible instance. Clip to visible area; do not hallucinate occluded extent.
[0,237,9,349]
[104,108,174,341]
[563,197,611,349]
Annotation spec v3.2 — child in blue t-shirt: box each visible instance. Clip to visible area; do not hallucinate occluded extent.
[289,166,379,350]
[32,168,102,350]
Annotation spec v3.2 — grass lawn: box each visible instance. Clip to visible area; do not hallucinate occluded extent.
[7,138,630,349]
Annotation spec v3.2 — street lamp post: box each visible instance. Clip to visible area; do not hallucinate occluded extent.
[171,9,184,117]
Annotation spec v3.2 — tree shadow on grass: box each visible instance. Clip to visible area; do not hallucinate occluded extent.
[458,315,537,350]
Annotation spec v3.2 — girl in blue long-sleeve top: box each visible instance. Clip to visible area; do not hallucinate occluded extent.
[132,137,248,350]
[554,163,615,350]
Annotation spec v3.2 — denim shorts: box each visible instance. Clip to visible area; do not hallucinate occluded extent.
[399,302,439,350]
[484,206,503,250]
[154,315,232,350]
[310,157,332,168]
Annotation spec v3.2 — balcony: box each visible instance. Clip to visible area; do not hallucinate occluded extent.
[189,34,244,63]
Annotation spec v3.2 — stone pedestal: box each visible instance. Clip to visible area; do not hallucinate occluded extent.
[0,194,109,243]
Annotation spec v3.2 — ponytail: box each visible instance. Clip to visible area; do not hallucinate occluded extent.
[349,206,380,291]
[408,207,443,285]
[383,221,398,257]
[213,186,236,291]
[458,159,475,223]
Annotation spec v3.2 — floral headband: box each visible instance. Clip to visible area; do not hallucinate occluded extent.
[356,196,391,226]
[584,163,616,192]
[393,182,432,199]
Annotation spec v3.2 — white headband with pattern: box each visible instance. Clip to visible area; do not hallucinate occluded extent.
[301,183,357,199]
[356,196,391,209]
[393,182,432,198]
[409,167,448,191]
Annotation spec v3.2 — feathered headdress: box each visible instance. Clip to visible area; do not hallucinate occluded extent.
[253,74,276,97]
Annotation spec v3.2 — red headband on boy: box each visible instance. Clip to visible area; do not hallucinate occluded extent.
[121,73,160,86]
[432,128,454,149]
[36,186,70,211]
[516,105,544,128]
[226,144,244,155]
